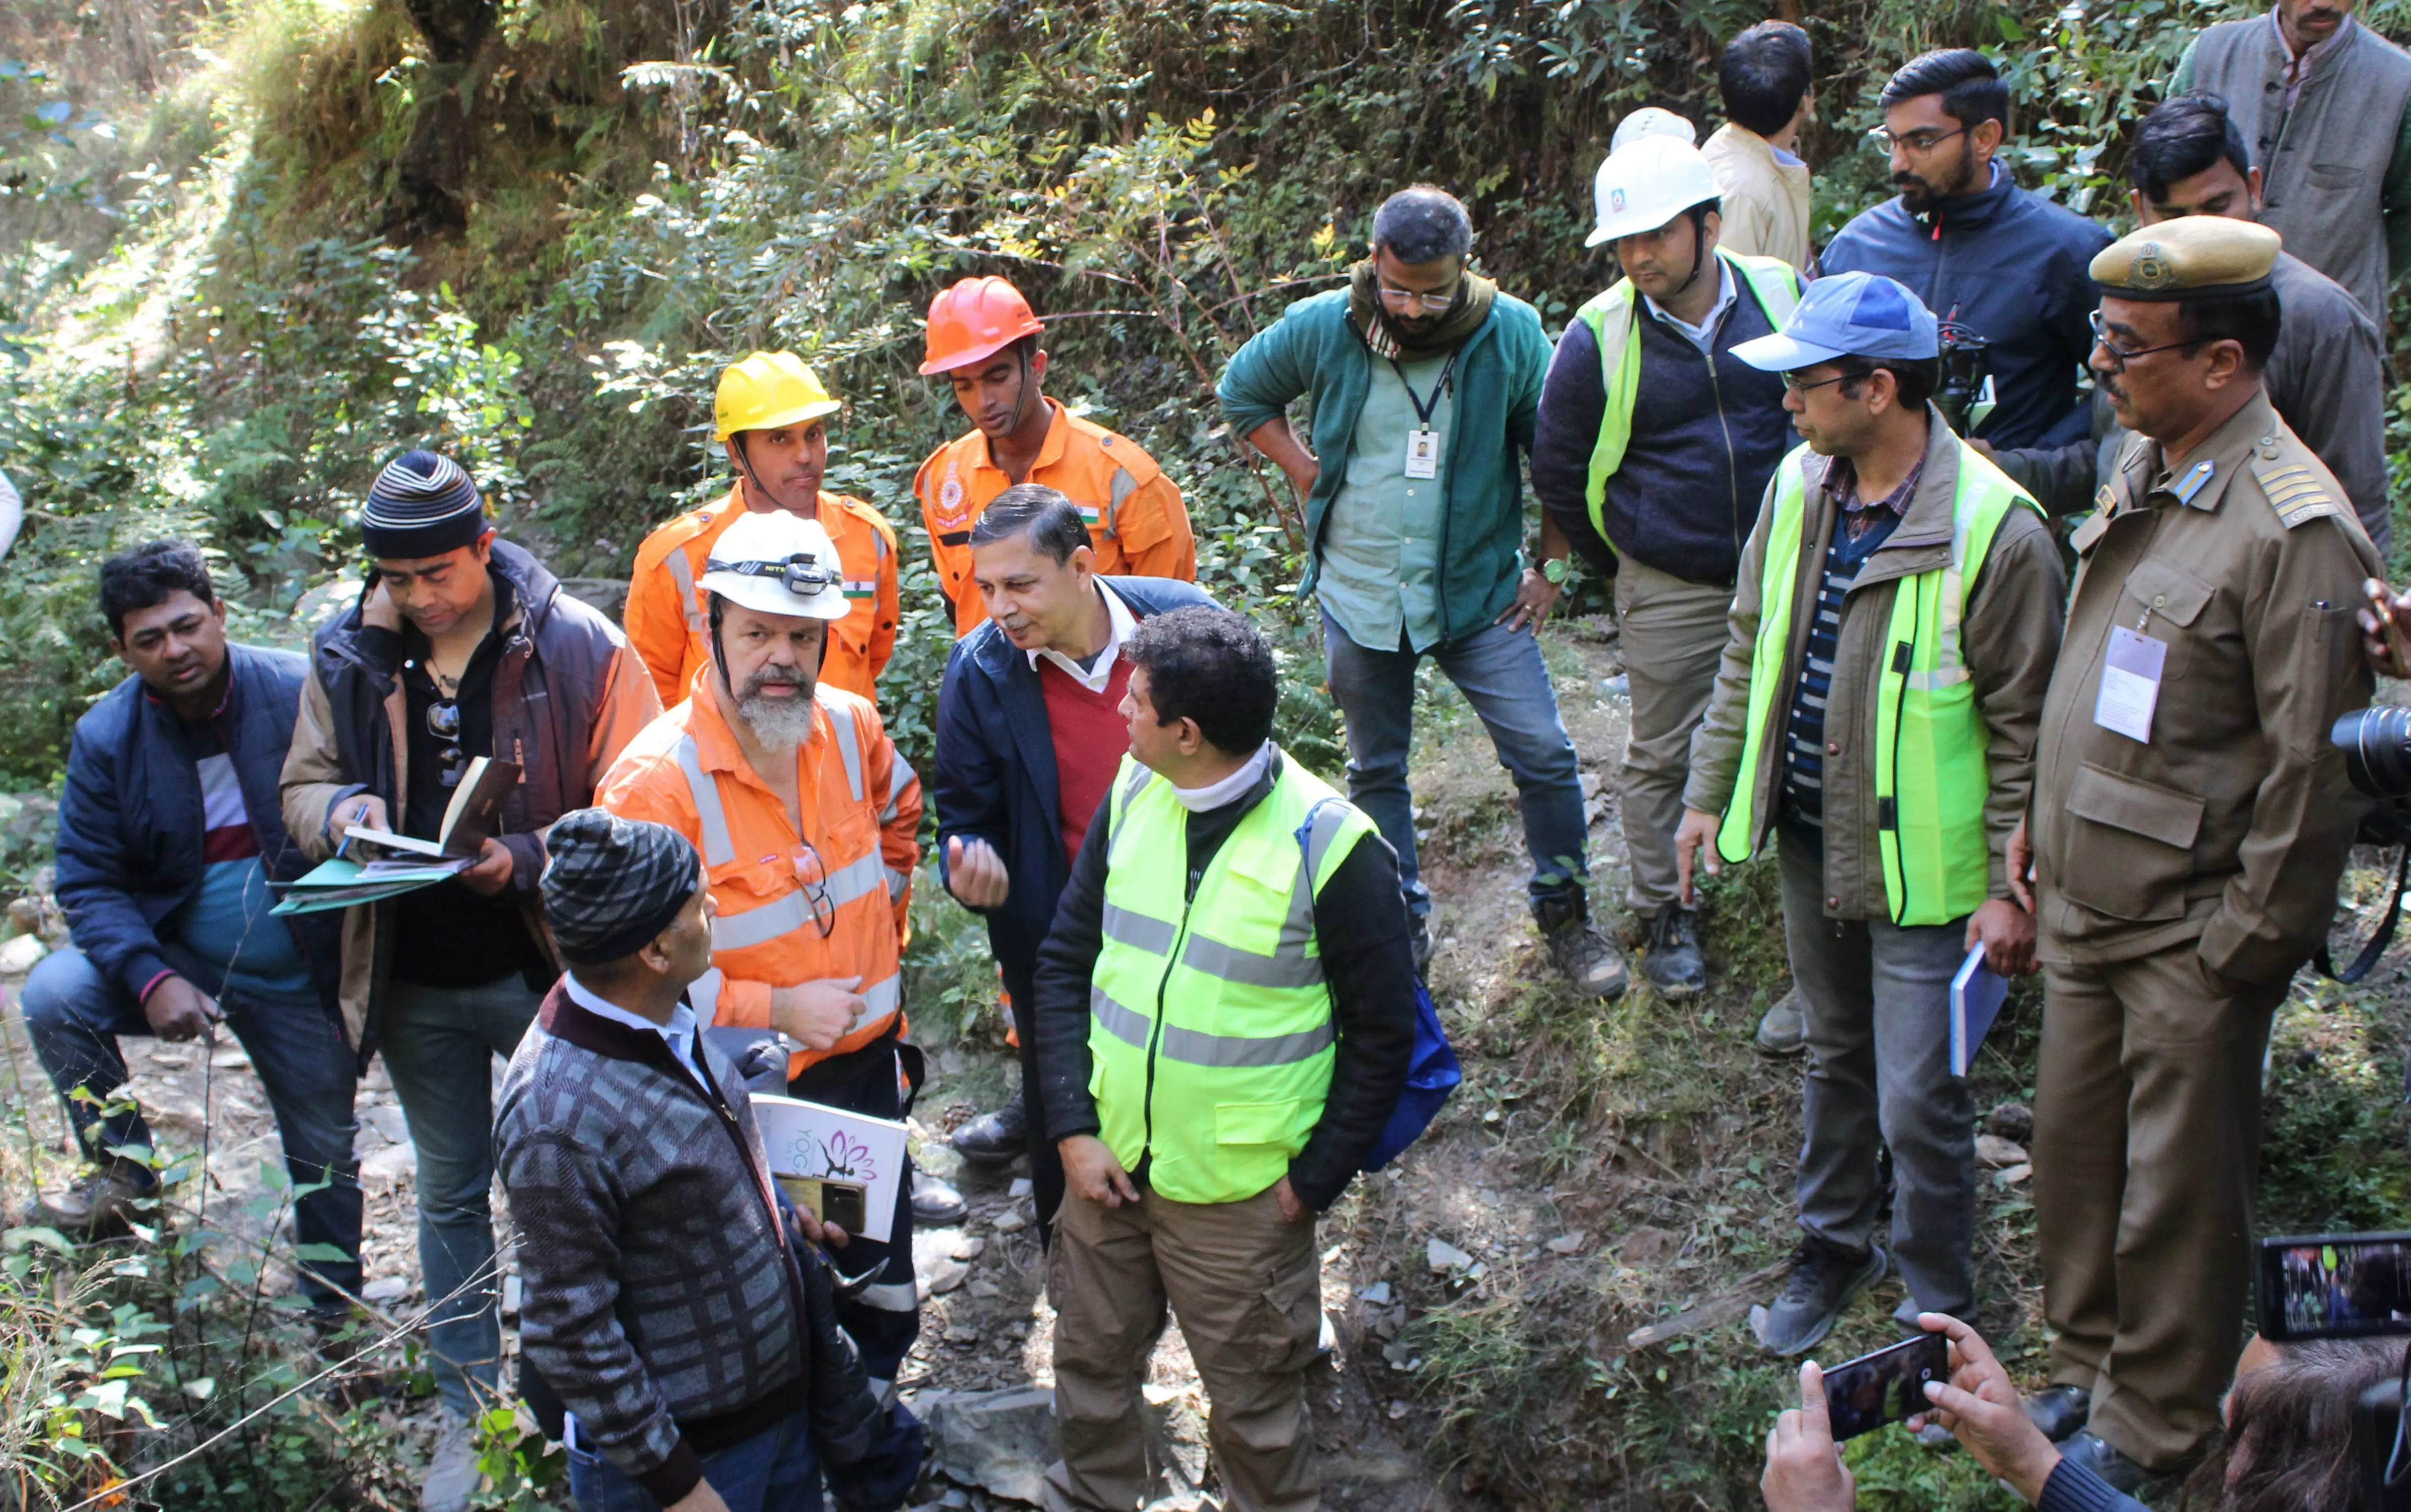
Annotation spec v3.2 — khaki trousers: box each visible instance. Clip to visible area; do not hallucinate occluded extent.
[2032,944,2286,1472]
[1042,1185,1322,1512]
[1612,556,1737,915]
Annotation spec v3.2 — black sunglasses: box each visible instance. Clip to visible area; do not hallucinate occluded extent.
[425,697,466,785]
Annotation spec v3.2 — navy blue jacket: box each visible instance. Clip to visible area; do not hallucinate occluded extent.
[55,643,343,1021]
[1821,166,2112,451]
[932,577,1215,999]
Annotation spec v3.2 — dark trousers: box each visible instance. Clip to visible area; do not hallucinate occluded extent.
[1002,962,1066,1242]
[22,944,362,1307]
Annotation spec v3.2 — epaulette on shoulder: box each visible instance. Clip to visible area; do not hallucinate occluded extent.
[2251,456,2345,529]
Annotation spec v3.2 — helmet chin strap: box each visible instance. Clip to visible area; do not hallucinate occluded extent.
[1669,206,1711,299]
[734,434,814,515]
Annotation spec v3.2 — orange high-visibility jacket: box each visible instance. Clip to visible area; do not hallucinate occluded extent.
[624,488,900,708]
[596,679,921,1079]
[912,398,1195,637]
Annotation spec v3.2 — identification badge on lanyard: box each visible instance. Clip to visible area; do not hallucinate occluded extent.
[2093,624,2167,744]
[1404,428,1441,479]
[1392,350,1459,484]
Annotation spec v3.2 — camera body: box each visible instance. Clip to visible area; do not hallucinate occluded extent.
[1935,321,1992,437]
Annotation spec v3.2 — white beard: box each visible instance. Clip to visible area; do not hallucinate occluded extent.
[737,676,817,750]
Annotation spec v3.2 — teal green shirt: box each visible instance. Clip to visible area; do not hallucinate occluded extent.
[1317,353,1457,652]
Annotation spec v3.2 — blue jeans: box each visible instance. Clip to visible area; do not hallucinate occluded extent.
[378,973,543,1419]
[1320,608,1590,915]
[20,944,362,1306]
[566,1407,823,1512]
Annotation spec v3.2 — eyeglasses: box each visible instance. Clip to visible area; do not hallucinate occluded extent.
[1867,125,1968,156]
[706,553,839,596]
[1781,370,1855,393]
[1377,281,1460,314]
[2087,309,2199,373]
[792,839,835,939]
[425,697,466,786]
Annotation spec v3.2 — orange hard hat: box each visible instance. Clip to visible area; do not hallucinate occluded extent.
[919,276,1046,376]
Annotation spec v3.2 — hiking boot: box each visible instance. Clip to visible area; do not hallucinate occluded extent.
[1534,893,1628,1000]
[1640,906,1707,998]
[2058,1431,2151,1493]
[33,1158,157,1238]
[2026,1384,2092,1444]
[911,1169,967,1227]
[950,1097,1026,1168]
[1755,990,1808,1057]
[420,1412,481,1512]
[1750,1238,1888,1356]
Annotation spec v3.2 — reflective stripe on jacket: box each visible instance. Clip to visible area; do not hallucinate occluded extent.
[596,679,921,1078]
[1088,751,1375,1205]
[623,489,900,709]
[1571,247,1800,537]
[912,399,1196,638]
[1715,439,2040,925]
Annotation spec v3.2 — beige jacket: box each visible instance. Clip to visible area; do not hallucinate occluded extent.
[1702,122,1814,272]
[2032,388,2380,983]
[1685,412,2068,921]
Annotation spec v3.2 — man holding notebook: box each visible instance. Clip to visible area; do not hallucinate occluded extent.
[1672,273,2064,1358]
[280,449,658,1511]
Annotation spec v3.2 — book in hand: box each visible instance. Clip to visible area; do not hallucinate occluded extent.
[1950,944,2010,1079]
[343,756,521,860]
[749,1094,910,1244]
[270,855,471,915]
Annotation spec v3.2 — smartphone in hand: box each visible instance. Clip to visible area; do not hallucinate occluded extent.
[1820,1332,1950,1441]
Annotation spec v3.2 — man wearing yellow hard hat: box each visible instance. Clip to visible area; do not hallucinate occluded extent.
[624,351,902,707]
[912,276,1197,637]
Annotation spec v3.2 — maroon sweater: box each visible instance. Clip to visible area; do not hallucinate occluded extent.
[1038,654,1134,865]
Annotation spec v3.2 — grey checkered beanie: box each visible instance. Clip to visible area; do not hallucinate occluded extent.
[363,449,487,558]
[540,809,703,965]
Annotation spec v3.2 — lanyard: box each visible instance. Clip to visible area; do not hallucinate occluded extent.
[1390,347,1462,428]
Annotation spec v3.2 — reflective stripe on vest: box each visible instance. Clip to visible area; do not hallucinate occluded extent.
[665,543,706,633]
[1713,440,2041,926]
[1086,752,1378,1205]
[820,689,864,803]
[1107,467,1136,539]
[676,734,737,867]
[1573,249,1801,541]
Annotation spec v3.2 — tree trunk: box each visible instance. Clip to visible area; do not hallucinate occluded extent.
[382,0,498,239]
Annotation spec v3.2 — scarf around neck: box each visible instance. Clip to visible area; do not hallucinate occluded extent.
[1348,258,1498,361]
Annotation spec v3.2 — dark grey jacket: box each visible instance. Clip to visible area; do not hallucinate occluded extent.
[1993,251,2390,554]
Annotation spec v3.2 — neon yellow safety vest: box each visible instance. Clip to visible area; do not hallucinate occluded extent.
[1714,440,2042,926]
[1088,750,1377,1205]
[1572,246,1802,540]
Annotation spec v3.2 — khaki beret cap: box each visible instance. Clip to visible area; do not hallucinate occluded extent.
[2090,217,2281,301]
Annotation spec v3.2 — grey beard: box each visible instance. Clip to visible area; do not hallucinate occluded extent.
[737,681,817,749]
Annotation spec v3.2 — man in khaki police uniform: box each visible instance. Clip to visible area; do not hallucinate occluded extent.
[2015,215,2379,1490]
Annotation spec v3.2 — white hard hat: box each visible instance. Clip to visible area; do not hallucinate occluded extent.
[699,511,851,622]
[1586,135,1724,248]
[1610,106,1697,154]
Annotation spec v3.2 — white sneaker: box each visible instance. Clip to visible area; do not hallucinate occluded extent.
[420,1413,481,1512]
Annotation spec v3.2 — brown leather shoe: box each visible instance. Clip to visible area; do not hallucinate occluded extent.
[34,1159,157,1237]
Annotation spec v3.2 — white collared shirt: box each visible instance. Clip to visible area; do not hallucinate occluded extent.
[1026,579,1137,694]
[564,972,705,1084]
[1643,258,1738,354]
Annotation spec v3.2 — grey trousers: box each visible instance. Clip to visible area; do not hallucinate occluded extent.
[1612,557,1736,915]
[1778,824,1977,1320]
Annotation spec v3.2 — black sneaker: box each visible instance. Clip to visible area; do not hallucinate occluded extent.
[950,1097,1027,1167]
[1534,893,1629,999]
[1640,906,1706,998]
[2025,1384,2091,1443]
[1750,1238,1888,1356]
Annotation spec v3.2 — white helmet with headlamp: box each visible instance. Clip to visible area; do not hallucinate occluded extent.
[699,511,851,622]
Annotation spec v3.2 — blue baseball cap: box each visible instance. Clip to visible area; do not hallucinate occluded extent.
[1732,271,1940,372]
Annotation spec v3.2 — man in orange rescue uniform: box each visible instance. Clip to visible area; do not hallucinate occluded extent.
[624,351,901,707]
[913,277,1197,635]
[598,507,929,1402]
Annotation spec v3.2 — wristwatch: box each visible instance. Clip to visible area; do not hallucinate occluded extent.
[1540,557,1573,586]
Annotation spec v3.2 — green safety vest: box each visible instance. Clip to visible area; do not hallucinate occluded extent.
[1572,248,1802,540]
[1715,440,2041,926]
[1088,750,1377,1206]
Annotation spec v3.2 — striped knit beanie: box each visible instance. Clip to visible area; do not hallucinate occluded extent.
[362,449,488,559]
[540,809,704,966]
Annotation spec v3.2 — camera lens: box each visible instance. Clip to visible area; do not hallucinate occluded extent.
[2333,707,2411,802]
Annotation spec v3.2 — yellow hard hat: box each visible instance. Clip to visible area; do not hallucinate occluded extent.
[714,351,842,442]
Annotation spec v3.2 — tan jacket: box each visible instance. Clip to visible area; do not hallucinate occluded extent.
[1686,412,2068,921]
[1702,122,1814,272]
[2032,389,2380,983]
[280,545,662,1054]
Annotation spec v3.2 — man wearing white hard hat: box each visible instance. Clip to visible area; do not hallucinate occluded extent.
[1673,271,2065,1358]
[599,506,934,1437]
[1531,133,1800,1004]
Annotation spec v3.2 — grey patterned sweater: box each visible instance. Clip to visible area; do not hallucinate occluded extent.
[496,980,819,1502]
